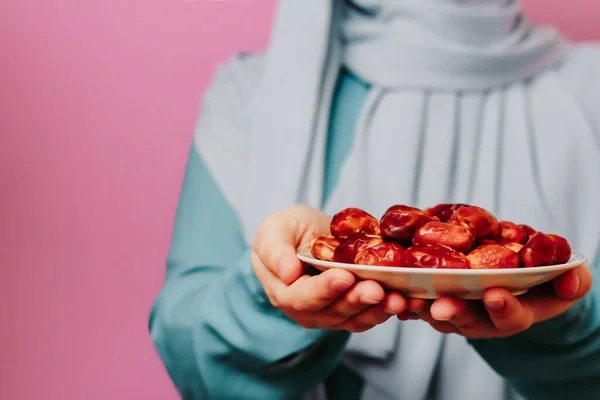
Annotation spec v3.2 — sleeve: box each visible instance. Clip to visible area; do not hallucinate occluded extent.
[468,45,600,400]
[148,58,350,400]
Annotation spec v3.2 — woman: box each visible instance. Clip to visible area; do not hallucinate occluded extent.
[149,1,600,399]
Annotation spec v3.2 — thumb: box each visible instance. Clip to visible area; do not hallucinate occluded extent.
[483,289,534,332]
[253,218,305,285]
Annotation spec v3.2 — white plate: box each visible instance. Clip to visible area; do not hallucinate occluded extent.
[297,248,587,299]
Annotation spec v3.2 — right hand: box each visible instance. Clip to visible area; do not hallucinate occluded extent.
[251,205,407,332]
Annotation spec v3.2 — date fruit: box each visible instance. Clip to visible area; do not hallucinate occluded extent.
[312,202,574,270]
[380,205,438,242]
[498,221,528,244]
[333,233,383,264]
[547,234,572,264]
[448,206,500,240]
[423,203,468,222]
[311,235,342,262]
[330,208,380,238]
[467,244,520,269]
[413,221,475,253]
[404,244,470,269]
[502,242,524,253]
[518,232,555,267]
[355,242,406,267]
[519,224,536,237]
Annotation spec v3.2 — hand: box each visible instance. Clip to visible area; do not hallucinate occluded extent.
[252,205,407,332]
[399,264,593,339]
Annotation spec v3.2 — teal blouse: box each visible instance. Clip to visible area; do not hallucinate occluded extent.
[149,69,600,400]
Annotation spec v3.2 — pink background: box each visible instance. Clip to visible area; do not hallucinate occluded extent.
[0,1,598,399]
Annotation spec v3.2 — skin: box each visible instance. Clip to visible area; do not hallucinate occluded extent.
[401,266,592,339]
[252,205,593,337]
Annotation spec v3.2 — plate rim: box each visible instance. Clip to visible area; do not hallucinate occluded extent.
[297,248,587,275]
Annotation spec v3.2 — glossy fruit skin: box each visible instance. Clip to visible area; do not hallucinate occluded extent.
[498,221,529,244]
[321,203,572,270]
[423,203,468,222]
[413,221,475,253]
[311,235,342,261]
[355,242,406,267]
[547,234,572,264]
[502,242,524,254]
[330,208,380,238]
[404,244,470,269]
[519,232,555,267]
[519,224,536,237]
[380,205,438,242]
[333,233,383,264]
[448,206,500,240]
[467,244,521,269]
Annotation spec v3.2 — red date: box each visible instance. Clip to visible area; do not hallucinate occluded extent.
[355,242,406,267]
[311,235,342,261]
[467,244,520,269]
[498,221,528,244]
[423,203,468,222]
[547,234,572,264]
[404,244,470,269]
[385,205,421,213]
[322,203,573,270]
[333,233,383,264]
[448,206,499,240]
[519,224,536,237]
[413,221,475,253]
[380,205,438,242]
[330,208,380,238]
[519,232,555,267]
[502,242,524,253]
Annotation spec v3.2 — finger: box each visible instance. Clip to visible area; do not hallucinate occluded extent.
[281,268,356,313]
[351,292,407,326]
[554,264,593,300]
[251,250,289,308]
[383,292,408,315]
[326,280,385,317]
[483,288,535,332]
[407,298,428,313]
[254,222,305,284]
[411,306,459,334]
[252,250,355,312]
[429,297,466,322]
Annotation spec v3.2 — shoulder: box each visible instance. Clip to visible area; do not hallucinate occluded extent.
[192,53,267,223]
[202,51,267,114]
[193,51,266,156]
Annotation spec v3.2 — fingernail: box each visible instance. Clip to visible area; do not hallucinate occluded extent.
[359,295,380,305]
[433,313,452,322]
[330,279,352,291]
[485,298,505,311]
[572,274,581,296]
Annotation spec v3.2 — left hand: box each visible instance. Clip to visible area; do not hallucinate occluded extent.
[398,264,593,339]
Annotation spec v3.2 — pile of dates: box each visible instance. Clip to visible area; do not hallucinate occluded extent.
[310,204,572,269]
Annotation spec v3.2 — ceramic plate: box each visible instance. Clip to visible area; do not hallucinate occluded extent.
[297,248,587,299]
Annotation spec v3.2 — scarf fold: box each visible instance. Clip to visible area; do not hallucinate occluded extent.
[341,0,566,90]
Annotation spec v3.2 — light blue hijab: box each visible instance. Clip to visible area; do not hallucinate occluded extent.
[196,0,600,399]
